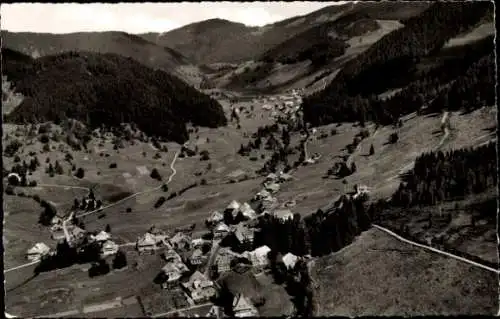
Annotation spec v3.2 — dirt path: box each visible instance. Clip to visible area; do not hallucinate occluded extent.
[77,150,179,218]
[372,224,499,274]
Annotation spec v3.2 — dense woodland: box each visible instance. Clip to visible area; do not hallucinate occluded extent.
[302,2,494,126]
[260,18,379,65]
[392,142,497,207]
[2,50,227,143]
[253,195,372,258]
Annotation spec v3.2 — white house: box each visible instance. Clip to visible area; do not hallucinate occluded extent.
[100,240,119,257]
[26,242,51,261]
[274,209,294,221]
[239,203,257,220]
[248,245,271,268]
[137,232,157,252]
[207,211,224,225]
[92,230,111,242]
[226,200,241,212]
[282,252,298,270]
[182,271,215,303]
[214,222,230,239]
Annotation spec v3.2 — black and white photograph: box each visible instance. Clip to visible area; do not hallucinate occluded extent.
[1,1,498,317]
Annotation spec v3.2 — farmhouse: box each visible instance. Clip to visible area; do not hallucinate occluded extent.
[164,249,183,263]
[264,182,280,194]
[233,224,255,245]
[254,189,272,201]
[191,238,207,249]
[282,252,299,270]
[239,202,257,220]
[274,209,294,221]
[225,200,241,214]
[189,248,206,266]
[207,211,224,225]
[248,245,271,269]
[26,242,51,261]
[100,240,119,257]
[182,271,216,303]
[170,232,192,250]
[91,230,111,242]
[161,261,189,288]
[136,232,158,252]
[213,222,230,239]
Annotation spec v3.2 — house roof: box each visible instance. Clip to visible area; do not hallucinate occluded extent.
[94,230,111,242]
[226,200,240,210]
[137,232,156,246]
[274,209,294,220]
[265,173,278,180]
[239,203,256,219]
[190,248,204,259]
[214,222,230,233]
[253,245,271,258]
[170,232,190,244]
[282,252,298,269]
[264,182,280,192]
[234,225,254,242]
[102,240,118,250]
[27,242,50,254]
[208,211,223,221]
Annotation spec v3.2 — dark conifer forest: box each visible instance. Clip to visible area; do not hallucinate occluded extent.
[302,2,494,126]
[2,50,227,143]
[392,142,497,207]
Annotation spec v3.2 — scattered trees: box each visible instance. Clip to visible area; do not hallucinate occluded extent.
[75,167,85,179]
[112,251,128,269]
[150,168,162,181]
[154,196,166,209]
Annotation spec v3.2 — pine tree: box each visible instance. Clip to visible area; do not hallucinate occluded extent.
[369,144,375,156]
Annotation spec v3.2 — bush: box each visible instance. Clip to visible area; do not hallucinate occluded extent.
[29,180,37,187]
[369,144,375,155]
[112,251,127,269]
[154,196,166,209]
[161,184,169,192]
[75,168,85,179]
[39,134,50,144]
[150,168,162,181]
[4,140,22,157]
[200,150,210,161]
[200,178,207,185]
[5,186,15,195]
[126,207,132,213]
[109,163,117,169]
[389,132,399,144]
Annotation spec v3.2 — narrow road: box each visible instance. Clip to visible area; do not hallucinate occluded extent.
[372,224,499,274]
[4,260,39,273]
[37,184,90,191]
[77,150,179,218]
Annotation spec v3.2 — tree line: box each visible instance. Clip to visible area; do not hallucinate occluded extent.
[392,142,497,207]
[301,2,494,127]
[2,50,227,144]
[253,195,372,258]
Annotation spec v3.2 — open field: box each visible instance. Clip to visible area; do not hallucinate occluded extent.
[312,228,498,316]
[5,251,162,317]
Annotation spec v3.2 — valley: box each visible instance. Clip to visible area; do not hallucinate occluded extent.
[2,1,498,318]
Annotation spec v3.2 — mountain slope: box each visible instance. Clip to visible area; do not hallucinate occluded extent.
[151,2,430,65]
[301,1,495,127]
[1,31,203,85]
[2,50,227,143]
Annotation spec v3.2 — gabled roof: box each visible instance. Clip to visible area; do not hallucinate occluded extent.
[102,240,118,250]
[137,232,156,246]
[253,245,271,258]
[226,200,240,210]
[170,232,190,244]
[94,230,111,242]
[27,242,50,255]
[282,252,298,269]
[214,222,230,233]
[239,203,256,219]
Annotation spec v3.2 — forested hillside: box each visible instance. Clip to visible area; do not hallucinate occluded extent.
[302,1,494,126]
[1,31,199,83]
[392,142,497,207]
[2,50,227,143]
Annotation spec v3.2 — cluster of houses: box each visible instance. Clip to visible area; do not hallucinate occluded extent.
[260,91,303,120]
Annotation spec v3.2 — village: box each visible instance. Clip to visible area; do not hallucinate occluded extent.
[17,88,342,317]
